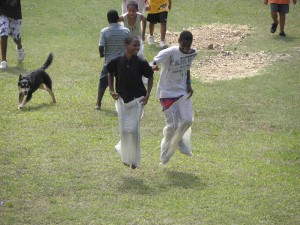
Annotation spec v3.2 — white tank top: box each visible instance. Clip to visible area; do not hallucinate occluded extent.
[122,12,142,38]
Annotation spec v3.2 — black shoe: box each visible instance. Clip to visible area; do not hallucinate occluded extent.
[270,22,278,33]
[279,32,286,37]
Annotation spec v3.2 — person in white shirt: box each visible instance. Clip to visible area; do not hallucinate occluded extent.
[152,30,198,164]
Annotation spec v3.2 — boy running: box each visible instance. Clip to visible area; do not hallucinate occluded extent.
[107,36,154,169]
[152,31,198,164]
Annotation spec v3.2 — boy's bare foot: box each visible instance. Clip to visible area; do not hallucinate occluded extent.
[95,105,101,110]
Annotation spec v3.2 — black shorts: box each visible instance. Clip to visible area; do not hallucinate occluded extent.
[99,76,108,89]
[270,3,289,13]
[147,11,168,24]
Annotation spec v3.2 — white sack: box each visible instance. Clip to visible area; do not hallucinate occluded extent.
[115,97,144,167]
[161,94,194,164]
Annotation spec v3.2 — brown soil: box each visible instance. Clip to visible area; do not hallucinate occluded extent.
[164,24,290,83]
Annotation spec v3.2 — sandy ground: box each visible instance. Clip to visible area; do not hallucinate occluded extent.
[163,24,290,83]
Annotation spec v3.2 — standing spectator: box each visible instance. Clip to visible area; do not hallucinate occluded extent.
[95,10,130,110]
[264,0,297,36]
[145,0,171,49]
[122,0,146,14]
[0,0,25,70]
[119,1,147,58]
[151,31,198,164]
[107,36,154,169]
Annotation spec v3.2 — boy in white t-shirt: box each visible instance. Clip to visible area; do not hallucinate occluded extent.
[152,30,198,164]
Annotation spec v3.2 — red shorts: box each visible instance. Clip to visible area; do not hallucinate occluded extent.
[160,96,182,111]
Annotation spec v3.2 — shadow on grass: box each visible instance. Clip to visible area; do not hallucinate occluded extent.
[1,63,27,76]
[20,103,55,111]
[97,108,118,117]
[165,171,206,190]
[118,170,206,195]
[118,176,157,195]
[272,34,299,42]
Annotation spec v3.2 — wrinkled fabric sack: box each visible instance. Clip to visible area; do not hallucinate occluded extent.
[115,96,144,167]
[161,94,194,164]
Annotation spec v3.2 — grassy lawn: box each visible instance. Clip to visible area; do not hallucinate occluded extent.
[1,0,299,224]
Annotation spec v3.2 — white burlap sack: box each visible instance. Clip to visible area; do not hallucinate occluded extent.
[161,94,194,164]
[115,96,144,167]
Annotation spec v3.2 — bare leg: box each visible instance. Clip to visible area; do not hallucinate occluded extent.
[160,22,167,42]
[13,37,23,50]
[149,23,155,36]
[1,36,8,61]
[271,12,278,24]
[95,87,106,110]
[279,12,286,33]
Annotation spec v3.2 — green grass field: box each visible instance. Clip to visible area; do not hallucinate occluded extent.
[1,0,300,224]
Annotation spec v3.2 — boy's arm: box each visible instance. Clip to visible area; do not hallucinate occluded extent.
[118,15,124,22]
[141,15,147,41]
[99,46,104,58]
[143,76,153,105]
[108,72,119,100]
[186,70,193,98]
[168,0,172,10]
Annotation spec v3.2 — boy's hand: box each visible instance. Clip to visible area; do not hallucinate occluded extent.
[264,0,268,5]
[145,6,150,11]
[152,65,159,71]
[110,91,119,100]
[187,84,193,98]
[141,95,150,105]
[293,0,297,4]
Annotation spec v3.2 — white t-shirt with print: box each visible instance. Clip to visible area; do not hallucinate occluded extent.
[154,46,198,98]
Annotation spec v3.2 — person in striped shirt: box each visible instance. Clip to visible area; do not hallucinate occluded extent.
[95,10,130,110]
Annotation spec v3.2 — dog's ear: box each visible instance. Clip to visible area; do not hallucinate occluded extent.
[19,74,23,80]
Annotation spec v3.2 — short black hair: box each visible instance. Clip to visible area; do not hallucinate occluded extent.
[127,1,138,9]
[179,31,193,42]
[124,35,139,45]
[107,9,119,23]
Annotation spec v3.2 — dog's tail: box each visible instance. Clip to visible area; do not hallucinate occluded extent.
[41,53,53,70]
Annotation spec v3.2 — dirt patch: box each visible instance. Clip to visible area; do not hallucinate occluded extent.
[166,24,251,51]
[192,51,272,82]
[164,24,289,83]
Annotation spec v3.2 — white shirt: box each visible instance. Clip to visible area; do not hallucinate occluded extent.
[154,46,198,98]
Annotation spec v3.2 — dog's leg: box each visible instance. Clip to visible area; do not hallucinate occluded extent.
[18,94,29,109]
[40,84,56,103]
[18,93,24,109]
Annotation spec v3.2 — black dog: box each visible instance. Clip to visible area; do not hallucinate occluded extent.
[18,53,56,109]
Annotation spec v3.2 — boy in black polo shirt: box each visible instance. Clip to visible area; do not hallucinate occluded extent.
[107,36,154,169]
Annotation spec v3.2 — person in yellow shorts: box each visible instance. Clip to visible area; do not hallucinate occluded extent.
[264,0,297,36]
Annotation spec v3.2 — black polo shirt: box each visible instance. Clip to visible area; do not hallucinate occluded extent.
[107,55,154,103]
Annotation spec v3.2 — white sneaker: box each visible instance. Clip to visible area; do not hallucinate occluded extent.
[148,36,155,45]
[159,41,168,49]
[0,61,7,70]
[17,48,25,62]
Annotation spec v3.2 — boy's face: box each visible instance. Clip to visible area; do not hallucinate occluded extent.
[179,39,193,54]
[126,38,140,56]
[127,6,138,18]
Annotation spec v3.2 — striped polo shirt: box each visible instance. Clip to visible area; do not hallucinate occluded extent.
[99,23,130,66]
